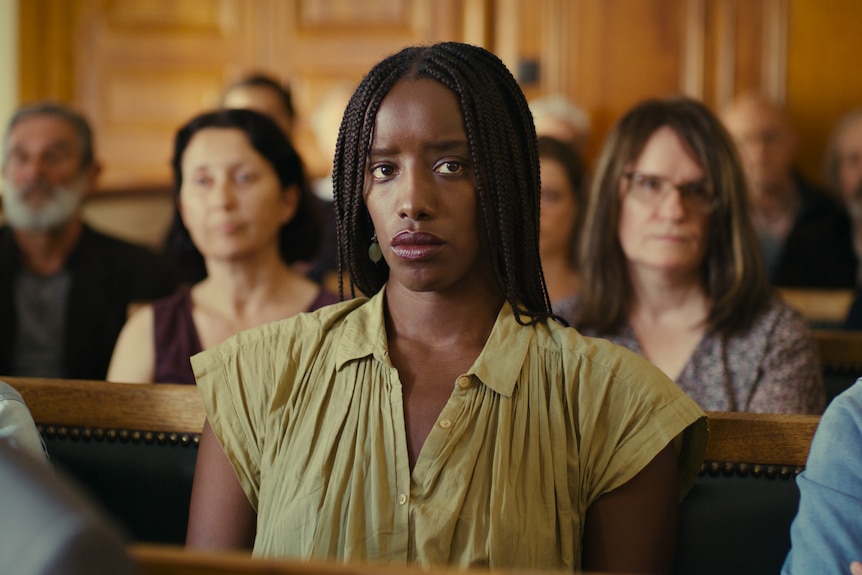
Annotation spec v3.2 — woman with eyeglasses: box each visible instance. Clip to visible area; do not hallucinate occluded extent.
[559,97,824,414]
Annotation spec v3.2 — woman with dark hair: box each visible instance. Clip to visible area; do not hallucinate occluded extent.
[186,43,707,572]
[537,135,587,313]
[568,97,823,414]
[107,109,336,384]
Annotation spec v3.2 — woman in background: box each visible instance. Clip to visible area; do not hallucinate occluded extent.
[222,72,340,289]
[107,109,336,384]
[567,97,824,414]
[537,135,587,314]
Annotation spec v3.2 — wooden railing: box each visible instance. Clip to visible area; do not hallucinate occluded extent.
[777,287,854,327]
[2,377,822,575]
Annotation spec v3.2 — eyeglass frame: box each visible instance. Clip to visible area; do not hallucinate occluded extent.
[621,171,720,214]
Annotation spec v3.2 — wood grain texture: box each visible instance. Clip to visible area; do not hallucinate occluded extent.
[704,411,819,467]
[129,543,572,575]
[813,329,862,368]
[3,376,205,434]
[778,288,854,325]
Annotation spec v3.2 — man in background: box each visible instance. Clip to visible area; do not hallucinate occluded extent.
[0,101,178,379]
[722,93,856,288]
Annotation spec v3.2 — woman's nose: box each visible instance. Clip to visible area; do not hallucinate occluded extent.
[397,168,435,220]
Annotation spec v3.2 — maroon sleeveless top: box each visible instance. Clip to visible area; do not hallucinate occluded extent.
[153,287,339,384]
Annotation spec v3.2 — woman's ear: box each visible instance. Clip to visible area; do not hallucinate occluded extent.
[280,183,300,224]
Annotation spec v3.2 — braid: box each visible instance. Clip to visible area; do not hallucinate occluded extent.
[334,43,553,324]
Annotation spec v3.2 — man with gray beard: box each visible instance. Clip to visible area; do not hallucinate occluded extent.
[0,102,178,379]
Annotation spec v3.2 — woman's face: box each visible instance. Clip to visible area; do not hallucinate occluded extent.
[363,77,492,295]
[617,125,711,281]
[539,155,578,262]
[179,127,297,263]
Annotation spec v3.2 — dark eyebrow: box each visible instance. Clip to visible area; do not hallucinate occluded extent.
[368,139,470,159]
[425,140,470,154]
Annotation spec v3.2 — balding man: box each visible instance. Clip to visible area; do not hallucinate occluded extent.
[722,93,856,288]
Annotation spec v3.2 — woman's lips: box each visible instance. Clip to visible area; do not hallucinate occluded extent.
[390,231,444,261]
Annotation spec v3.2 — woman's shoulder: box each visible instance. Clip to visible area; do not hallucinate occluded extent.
[152,285,192,315]
[536,316,667,390]
[307,288,341,311]
[823,379,862,426]
[734,292,811,340]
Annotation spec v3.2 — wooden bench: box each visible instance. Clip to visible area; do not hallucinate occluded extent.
[676,411,819,575]
[3,377,820,574]
[778,287,854,328]
[813,329,862,402]
[4,376,205,545]
[130,544,499,575]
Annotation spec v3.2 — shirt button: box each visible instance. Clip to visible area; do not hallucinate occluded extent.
[439,419,453,429]
[398,493,408,505]
[457,376,470,389]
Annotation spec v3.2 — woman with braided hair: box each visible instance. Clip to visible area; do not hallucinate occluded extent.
[187,42,707,572]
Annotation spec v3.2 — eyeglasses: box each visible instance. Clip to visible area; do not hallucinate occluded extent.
[622,171,719,214]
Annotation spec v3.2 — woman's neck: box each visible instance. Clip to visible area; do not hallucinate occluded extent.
[628,268,709,325]
[198,251,305,317]
[383,280,505,351]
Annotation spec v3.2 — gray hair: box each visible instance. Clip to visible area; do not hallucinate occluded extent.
[3,101,95,168]
[529,94,591,139]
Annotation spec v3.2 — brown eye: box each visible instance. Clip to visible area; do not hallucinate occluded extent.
[370,164,395,179]
[435,160,464,175]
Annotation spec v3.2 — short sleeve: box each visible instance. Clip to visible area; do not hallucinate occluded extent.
[574,338,708,505]
[192,323,290,510]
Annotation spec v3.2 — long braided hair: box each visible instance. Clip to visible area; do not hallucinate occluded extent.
[333,42,552,325]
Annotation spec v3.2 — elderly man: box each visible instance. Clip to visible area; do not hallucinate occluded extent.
[722,93,856,288]
[0,102,177,379]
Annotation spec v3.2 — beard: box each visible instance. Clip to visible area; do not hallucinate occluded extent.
[1,176,87,231]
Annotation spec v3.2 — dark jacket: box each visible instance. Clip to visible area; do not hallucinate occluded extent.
[0,224,178,379]
[771,174,857,289]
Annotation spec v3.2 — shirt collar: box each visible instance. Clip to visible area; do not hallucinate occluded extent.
[334,288,532,398]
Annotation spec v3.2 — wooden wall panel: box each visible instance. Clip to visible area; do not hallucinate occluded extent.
[17,0,862,195]
[786,0,862,186]
[72,0,255,188]
[18,0,77,103]
[18,0,466,191]
[565,0,688,162]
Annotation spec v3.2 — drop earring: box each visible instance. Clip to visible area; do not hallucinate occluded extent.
[368,231,383,263]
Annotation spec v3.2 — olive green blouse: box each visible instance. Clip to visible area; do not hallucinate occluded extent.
[192,288,707,570]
